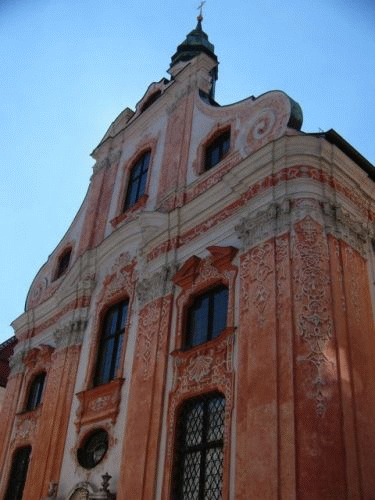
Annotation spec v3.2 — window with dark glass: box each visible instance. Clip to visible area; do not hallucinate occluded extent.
[54,248,72,280]
[26,372,46,411]
[5,446,31,500]
[77,429,109,469]
[204,129,230,171]
[94,301,128,386]
[123,151,150,211]
[185,285,228,349]
[172,393,225,500]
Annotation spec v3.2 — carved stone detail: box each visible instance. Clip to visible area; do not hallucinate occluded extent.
[136,264,177,307]
[323,202,374,256]
[54,320,87,350]
[237,198,375,256]
[236,200,291,249]
[13,406,42,443]
[92,149,122,176]
[9,351,26,375]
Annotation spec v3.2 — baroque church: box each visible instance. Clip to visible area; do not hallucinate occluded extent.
[1,14,375,500]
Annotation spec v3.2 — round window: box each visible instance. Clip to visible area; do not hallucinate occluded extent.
[77,429,108,469]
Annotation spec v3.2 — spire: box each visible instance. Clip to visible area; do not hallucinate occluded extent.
[169,6,217,71]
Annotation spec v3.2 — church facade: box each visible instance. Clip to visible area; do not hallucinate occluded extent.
[1,18,375,500]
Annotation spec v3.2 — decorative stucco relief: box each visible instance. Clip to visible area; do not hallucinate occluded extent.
[92,149,122,177]
[236,198,375,256]
[13,406,42,444]
[292,216,334,415]
[136,296,173,380]
[54,319,88,351]
[323,202,375,256]
[136,264,177,307]
[75,379,124,431]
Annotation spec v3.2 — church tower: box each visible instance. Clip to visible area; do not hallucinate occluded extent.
[1,15,375,500]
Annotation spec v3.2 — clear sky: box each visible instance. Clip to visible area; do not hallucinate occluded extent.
[1,0,374,343]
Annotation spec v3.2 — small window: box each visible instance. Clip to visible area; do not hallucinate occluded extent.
[172,393,225,500]
[5,446,31,500]
[94,301,128,386]
[77,429,109,469]
[204,129,230,171]
[185,285,228,349]
[123,151,150,211]
[54,248,72,280]
[25,372,46,411]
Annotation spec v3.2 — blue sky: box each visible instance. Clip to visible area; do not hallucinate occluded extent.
[1,0,374,342]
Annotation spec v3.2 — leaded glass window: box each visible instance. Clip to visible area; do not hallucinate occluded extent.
[94,301,128,386]
[172,393,225,500]
[185,286,228,349]
[123,151,150,211]
[5,446,31,500]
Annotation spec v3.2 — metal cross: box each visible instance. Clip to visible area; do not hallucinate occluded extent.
[197,1,206,18]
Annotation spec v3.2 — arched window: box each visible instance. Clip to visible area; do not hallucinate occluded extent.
[184,285,228,349]
[204,129,230,171]
[94,300,128,386]
[26,372,46,411]
[54,247,72,280]
[123,151,150,211]
[5,446,31,500]
[172,393,225,500]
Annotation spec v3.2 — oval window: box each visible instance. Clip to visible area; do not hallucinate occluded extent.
[77,429,108,469]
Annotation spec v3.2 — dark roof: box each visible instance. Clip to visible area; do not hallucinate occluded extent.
[170,18,217,70]
[0,336,16,387]
[309,129,375,182]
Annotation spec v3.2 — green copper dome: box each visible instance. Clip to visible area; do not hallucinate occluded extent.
[170,18,218,69]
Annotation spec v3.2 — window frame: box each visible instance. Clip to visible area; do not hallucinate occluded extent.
[77,428,109,470]
[171,392,225,500]
[123,150,151,211]
[93,300,129,387]
[54,247,72,281]
[25,371,46,411]
[5,446,32,500]
[184,285,229,350]
[204,128,231,172]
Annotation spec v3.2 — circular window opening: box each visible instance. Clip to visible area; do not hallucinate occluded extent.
[77,429,108,469]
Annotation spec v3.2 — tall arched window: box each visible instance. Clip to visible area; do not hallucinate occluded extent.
[25,372,46,411]
[123,151,150,211]
[5,446,31,500]
[94,300,128,386]
[172,393,225,500]
[184,285,228,349]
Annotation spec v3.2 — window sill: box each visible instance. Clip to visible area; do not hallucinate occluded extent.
[75,378,124,431]
[110,194,149,228]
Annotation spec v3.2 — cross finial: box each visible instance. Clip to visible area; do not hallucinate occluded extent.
[197,1,206,21]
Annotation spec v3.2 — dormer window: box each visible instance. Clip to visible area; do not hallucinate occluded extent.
[204,129,230,171]
[54,248,72,280]
[123,151,150,211]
